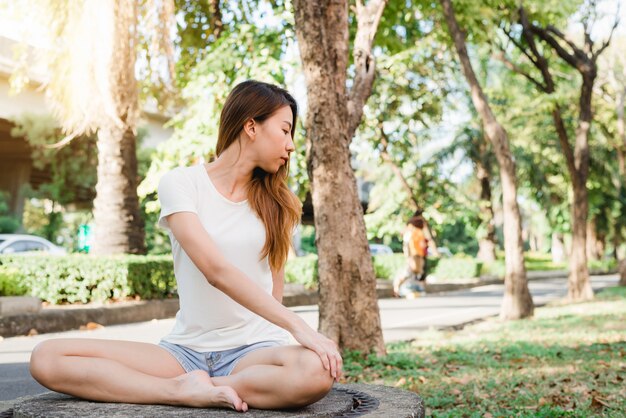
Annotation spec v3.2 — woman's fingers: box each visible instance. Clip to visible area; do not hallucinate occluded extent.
[296,328,343,380]
[318,349,330,371]
[324,351,335,378]
[336,352,344,379]
[321,342,342,380]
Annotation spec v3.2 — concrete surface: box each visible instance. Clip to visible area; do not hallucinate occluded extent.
[10,384,424,418]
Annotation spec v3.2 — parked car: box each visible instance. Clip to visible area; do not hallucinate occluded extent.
[0,234,67,255]
[369,243,394,255]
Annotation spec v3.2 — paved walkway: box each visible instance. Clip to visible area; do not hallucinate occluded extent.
[0,274,619,403]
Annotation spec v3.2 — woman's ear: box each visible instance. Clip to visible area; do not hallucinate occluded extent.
[243,118,256,139]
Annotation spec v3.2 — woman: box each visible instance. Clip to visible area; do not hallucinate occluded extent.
[29,80,342,412]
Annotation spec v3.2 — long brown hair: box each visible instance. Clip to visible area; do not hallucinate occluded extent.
[216,80,302,271]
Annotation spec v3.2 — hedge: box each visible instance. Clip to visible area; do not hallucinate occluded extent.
[0,254,176,304]
[1,252,616,304]
[284,253,318,289]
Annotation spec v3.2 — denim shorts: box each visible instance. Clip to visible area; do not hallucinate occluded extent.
[158,340,283,377]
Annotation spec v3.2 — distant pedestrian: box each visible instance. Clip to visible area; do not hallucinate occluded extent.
[394,216,428,297]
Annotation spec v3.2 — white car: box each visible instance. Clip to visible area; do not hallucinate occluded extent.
[0,234,67,255]
[369,243,394,255]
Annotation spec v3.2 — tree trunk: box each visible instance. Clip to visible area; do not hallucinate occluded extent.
[441,0,533,319]
[476,160,497,262]
[616,86,626,286]
[293,0,386,354]
[91,0,145,255]
[586,219,601,261]
[92,123,145,254]
[551,232,566,264]
[617,87,626,177]
[566,75,594,301]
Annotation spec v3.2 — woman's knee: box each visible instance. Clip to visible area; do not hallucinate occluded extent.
[293,349,334,403]
[29,340,62,386]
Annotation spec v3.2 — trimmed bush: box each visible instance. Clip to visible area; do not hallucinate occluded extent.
[0,265,29,296]
[589,258,617,274]
[372,254,405,279]
[285,254,318,289]
[481,260,505,277]
[0,254,176,304]
[430,257,483,280]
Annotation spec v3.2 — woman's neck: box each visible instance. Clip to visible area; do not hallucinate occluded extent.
[206,143,255,199]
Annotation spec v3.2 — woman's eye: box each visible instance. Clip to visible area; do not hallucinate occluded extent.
[283,130,289,135]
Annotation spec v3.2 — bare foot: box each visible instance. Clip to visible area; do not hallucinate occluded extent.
[173,370,248,411]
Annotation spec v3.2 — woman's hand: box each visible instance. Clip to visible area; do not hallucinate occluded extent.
[291,324,343,382]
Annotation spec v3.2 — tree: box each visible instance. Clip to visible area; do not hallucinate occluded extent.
[597,38,626,286]
[440,0,534,319]
[10,0,172,254]
[292,0,387,353]
[442,123,498,262]
[359,16,454,255]
[500,3,618,300]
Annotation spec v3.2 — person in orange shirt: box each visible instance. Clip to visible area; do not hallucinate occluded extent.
[394,216,428,297]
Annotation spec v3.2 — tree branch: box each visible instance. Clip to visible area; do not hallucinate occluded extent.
[546,25,585,60]
[501,25,538,66]
[492,49,546,91]
[347,0,388,139]
[593,11,619,61]
[551,106,577,179]
[518,6,555,93]
[530,24,580,69]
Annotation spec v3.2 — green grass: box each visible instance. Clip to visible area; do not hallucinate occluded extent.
[342,287,626,417]
[482,253,617,277]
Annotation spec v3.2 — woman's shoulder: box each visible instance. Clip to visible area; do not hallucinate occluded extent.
[158,165,204,195]
[161,164,203,182]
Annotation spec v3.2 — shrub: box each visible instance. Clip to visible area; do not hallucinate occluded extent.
[372,254,405,280]
[285,254,318,289]
[431,257,483,280]
[0,265,29,296]
[0,254,176,304]
[589,258,617,274]
[481,260,505,277]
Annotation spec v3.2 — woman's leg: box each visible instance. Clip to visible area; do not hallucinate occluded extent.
[29,338,247,411]
[211,345,334,409]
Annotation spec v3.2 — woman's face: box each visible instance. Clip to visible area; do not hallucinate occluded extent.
[251,105,295,174]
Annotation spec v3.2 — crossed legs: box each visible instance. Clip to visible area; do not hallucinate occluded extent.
[29,338,333,410]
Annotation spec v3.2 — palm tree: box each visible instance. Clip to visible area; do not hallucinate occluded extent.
[17,0,176,254]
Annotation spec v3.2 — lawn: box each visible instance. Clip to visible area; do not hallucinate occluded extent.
[342,286,626,417]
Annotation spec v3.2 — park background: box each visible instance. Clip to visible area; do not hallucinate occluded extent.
[0,0,625,415]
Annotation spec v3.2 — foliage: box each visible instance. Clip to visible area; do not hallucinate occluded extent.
[284,253,318,289]
[430,256,483,281]
[299,225,317,255]
[0,191,21,233]
[372,254,406,280]
[343,286,626,416]
[138,11,307,216]
[0,265,29,296]
[9,113,98,206]
[0,254,176,304]
[357,3,460,252]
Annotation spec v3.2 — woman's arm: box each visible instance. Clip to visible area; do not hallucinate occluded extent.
[271,266,285,303]
[166,212,342,380]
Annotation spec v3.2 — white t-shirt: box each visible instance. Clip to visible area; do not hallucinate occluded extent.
[157,163,290,352]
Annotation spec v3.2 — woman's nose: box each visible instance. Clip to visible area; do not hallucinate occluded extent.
[286,137,295,152]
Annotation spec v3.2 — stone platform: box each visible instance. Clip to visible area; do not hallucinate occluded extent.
[9,384,424,418]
